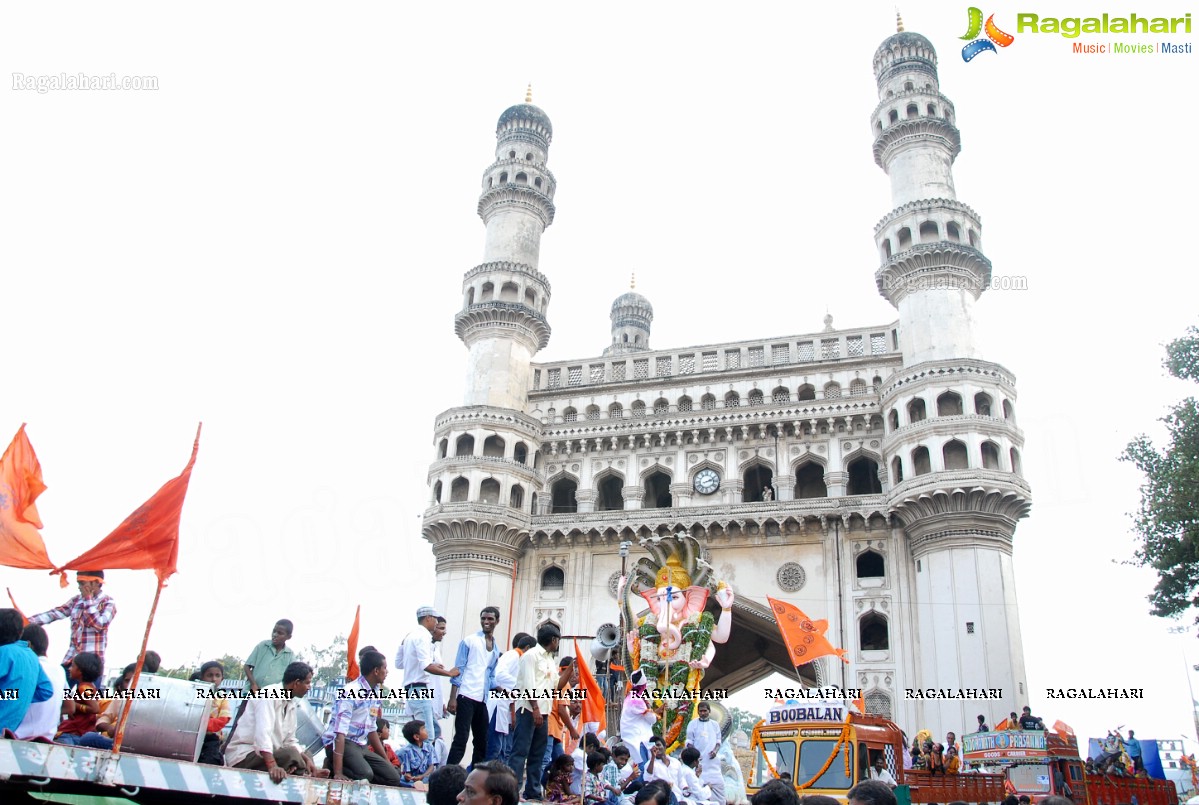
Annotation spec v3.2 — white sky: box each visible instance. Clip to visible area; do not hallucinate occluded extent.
[3,1,1197,753]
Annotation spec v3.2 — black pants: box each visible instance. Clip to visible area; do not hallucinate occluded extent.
[447,695,490,767]
[325,741,402,786]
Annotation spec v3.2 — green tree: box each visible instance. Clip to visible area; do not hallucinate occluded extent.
[1123,325,1199,622]
[302,634,349,683]
[161,653,247,681]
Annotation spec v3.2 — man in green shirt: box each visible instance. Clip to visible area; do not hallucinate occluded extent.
[245,619,296,692]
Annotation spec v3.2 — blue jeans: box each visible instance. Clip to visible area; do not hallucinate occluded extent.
[508,709,548,799]
[486,708,513,765]
[406,686,439,739]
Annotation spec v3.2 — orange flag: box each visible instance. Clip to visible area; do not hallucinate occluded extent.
[1052,720,1075,741]
[347,605,361,680]
[766,596,849,666]
[0,424,56,570]
[995,717,1011,730]
[6,588,29,626]
[54,425,201,585]
[573,638,607,731]
[853,693,866,714]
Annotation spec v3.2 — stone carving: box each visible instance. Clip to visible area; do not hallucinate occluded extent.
[777,562,806,592]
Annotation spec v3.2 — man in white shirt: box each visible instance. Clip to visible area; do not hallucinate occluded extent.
[619,670,661,770]
[398,606,459,747]
[447,606,502,767]
[486,632,535,765]
[14,625,66,741]
[678,747,715,804]
[224,661,321,782]
[645,736,681,789]
[868,756,897,787]
[508,623,561,800]
[685,702,726,805]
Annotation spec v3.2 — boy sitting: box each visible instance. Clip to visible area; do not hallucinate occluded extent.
[398,719,438,789]
[55,652,103,745]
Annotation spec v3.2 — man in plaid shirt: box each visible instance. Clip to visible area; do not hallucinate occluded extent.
[28,570,116,681]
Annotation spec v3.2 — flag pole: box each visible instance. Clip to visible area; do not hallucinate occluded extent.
[111,578,164,756]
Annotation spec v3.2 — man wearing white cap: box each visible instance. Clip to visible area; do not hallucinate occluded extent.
[398,606,460,741]
[619,670,662,771]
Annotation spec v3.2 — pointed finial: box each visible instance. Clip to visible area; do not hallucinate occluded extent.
[896,9,905,32]
[630,272,636,290]
[525,84,533,103]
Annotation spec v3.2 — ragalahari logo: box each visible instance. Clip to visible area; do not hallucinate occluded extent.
[961,7,1015,61]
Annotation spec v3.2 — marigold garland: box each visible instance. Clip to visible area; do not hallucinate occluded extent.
[749,721,851,791]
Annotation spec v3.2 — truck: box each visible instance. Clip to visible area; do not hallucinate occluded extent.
[748,701,1006,804]
[961,728,1179,805]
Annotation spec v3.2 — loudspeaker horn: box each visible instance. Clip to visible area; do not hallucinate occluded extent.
[591,623,621,661]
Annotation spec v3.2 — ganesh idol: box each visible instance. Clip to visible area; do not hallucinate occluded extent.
[618,533,734,752]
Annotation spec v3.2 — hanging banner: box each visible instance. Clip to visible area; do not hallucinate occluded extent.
[963,730,1048,763]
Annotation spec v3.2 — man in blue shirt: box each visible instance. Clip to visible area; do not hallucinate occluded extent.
[447,606,502,767]
[0,609,54,732]
[1126,730,1143,773]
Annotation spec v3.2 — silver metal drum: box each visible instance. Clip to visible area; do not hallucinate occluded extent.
[294,699,326,757]
[120,674,212,762]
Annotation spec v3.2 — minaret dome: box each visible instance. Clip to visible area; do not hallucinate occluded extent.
[604,282,653,355]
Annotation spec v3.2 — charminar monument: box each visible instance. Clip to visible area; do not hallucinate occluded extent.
[421,18,1032,738]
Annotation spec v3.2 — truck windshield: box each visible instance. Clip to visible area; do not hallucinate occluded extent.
[752,740,797,788]
[1008,764,1051,793]
[796,739,854,790]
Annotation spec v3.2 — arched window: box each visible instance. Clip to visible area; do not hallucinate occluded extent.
[943,439,969,470]
[562,407,577,422]
[514,442,529,464]
[849,379,868,396]
[432,480,442,503]
[586,405,601,420]
[700,394,716,410]
[677,396,693,412]
[438,438,448,459]
[856,550,885,579]
[891,456,904,483]
[498,173,508,184]
[1002,399,1015,420]
[530,492,538,513]
[919,221,938,241]
[748,389,764,406]
[1010,447,1023,475]
[631,400,646,418]
[509,484,525,510]
[609,402,624,419]
[479,478,501,505]
[450,476,469,502]
[888,109,898,124]
[936,391,963,416]
[897,227,912,249]
[541,566,564,591]
[974,392,993,416]
[772,387,790,403]
[824,382,842,399]
[455,434,475,457]
[797,384,816,401]
[525,288,537,308]
[742,464,774,503]
[912,446,931,476]
[865,690,893,719]
[644,471,672,509]
[796,462,827,499]
[653,398,669,415]
[888,409,899,431]
[927,103,937,116]
[907,398,926,423]
[946,222,961,242]
[596,476,625,511]
[515,172,528,185]
[551,478,578,513]
[483,435,505,457]
[467,287,475,305]
[725,392,740,408]
[500,281,519,301]
[846,458,882,495]
[860,612,890,650]
[981,441,1001,470]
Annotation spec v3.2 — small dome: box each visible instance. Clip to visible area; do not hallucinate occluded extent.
[874,30,938,62]
[497,104,553,137]
[611,291,653,316]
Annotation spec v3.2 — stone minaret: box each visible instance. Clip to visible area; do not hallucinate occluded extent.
[424,91,556,649]
[872,18,1033,734]
[603,275,653,356]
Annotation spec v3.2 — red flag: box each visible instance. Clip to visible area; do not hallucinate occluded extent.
[347,605,361,680]
[766,596,849,667]
[0,424,56,570]
[55,425,201,584]
[573,639,607,730]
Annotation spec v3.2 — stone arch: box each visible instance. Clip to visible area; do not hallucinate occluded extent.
[747,389,764,406]
[943,439,969,470]
[513,441,529,464]
[907,398,927,423]
[540,565,565,590]
[549,473,578,514]
[936,391,963,416]
[562,406,577,423]
[974,392,993,416]
[524,287,537,308]
[794,459,828,499]
[483,435,505,457]
[724,391,740,408]
[481,281,495,301]
[912,446,931,476]
[677,395,693,412]
[643,470,673,509]
[919,220,939,242]
[608,402,624,419]
[509,483,525,510]
[824,382,842,399]
[700,393,716,410]
[653,397,670,415]
[741,458,774,503]
[860,611,889,650]
[981,440,1002,470]
[450,476,469,502]
[891,456,904,483]
[797,384,816,401]
[585,405,601,420]
[845,453,883,495]
[888,409,899,430]
[500,281,519,301]
[771,386,790,403]
[631,400,646,418]
[849,379,869,396]
[479,478,501,505]
[438,438,448,459]
[946,221,961,242]
[455,434,475,457]
[1002,399,1015,421]
[595,472,626,512]
[432,480,442,503]
[1010,447,1023,475]
[897,226,912,250]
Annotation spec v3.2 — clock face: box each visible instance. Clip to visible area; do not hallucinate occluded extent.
[693,468,720,495]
